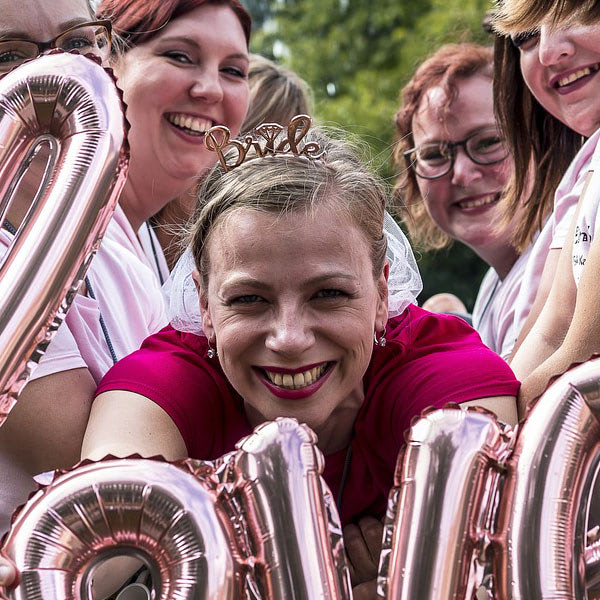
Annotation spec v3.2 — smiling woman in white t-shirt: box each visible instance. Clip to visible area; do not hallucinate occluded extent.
[0,0,251,539]
[393,43,532,360]
[493,1,600,410]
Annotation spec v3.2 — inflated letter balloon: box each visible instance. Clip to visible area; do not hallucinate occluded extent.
[494,358,600,599]
[378,406,512,599]
[0,52,128,424]
[0,458,240,599]
[224,418,351,600]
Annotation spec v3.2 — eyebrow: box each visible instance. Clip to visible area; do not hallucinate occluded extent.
[0,18,92,41]
[221,272,358,291]
[416,124,498,146]
[155,35,249,61]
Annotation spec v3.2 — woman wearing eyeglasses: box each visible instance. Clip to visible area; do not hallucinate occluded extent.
[0,0,251,542]
[393,43,529,361]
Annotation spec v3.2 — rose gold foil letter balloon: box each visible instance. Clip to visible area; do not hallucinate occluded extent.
[379,406,512,600]
[0,458,240,599]
[493,358,600,599]
[225,418,352,600]
[0,52,129,425]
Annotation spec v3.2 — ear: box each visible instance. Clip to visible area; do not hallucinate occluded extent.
[375,260,389,332]
[193,270,215,339]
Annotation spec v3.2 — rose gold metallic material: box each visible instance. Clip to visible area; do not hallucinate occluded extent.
[0,419,349,599]
[0,458,240,599]
[378,406,512,599]
[493,358,600,599]
[0,52,128,426]
[220,418,351,600]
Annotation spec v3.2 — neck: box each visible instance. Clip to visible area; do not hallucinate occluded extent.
[474,243,519,280]
[152,188,198,269]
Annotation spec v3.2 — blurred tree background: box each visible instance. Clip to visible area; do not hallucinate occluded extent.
[244,0,495,309]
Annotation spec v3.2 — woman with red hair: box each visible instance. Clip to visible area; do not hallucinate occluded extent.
[393,43,529,360]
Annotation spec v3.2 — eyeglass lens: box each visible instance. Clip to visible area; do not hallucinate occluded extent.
[412,128,508,179]
[0,24,110,73]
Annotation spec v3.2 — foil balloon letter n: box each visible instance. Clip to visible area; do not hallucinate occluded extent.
[379,406,512,600]
[0,52,129,425]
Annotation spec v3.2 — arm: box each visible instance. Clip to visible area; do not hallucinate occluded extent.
[0,368,96,475]
[81,391,188,599]
[81,391,188,461]
[520,204,600,407]
[508,247,562,360]
[510,183,585,385]
[461,395,518,427]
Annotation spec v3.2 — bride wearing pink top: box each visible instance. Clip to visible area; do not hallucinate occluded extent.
[82,120,519,597]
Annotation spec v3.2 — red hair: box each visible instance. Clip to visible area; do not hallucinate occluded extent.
[392,43,493,251]
[97,0,251,48]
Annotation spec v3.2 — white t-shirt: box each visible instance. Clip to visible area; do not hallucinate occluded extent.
[0,204,168,533]
[511,132,596,339]
[472,246,531,360]
[572,129,600,286]
[138,220,170,286]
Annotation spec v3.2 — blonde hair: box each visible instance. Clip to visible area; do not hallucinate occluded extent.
[190,129,387,288]
[392,43,494,251]
[241,55,313,133]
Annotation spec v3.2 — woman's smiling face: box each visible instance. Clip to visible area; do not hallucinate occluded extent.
[517,21,600,136]
[197,202,388,445]
[114,3,249,188]
[411,75,513,253]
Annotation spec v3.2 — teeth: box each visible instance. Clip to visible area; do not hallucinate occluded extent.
[264,364,328,390]
[166,113,213,135]
[457,195,497,210]
[557,65,598,88]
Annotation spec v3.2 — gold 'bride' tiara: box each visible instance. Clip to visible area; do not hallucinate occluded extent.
[204,114,325,172]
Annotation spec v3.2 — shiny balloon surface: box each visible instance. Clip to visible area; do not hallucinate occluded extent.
[0,52,128,425]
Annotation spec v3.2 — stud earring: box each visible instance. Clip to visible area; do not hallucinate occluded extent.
[373,326,387,347]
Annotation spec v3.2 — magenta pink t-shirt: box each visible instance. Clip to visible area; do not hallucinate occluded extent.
[96,305,519,525]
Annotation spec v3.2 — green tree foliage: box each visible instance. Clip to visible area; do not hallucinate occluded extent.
[248,0,495,309]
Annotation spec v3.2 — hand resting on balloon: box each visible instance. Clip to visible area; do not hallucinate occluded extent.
[344,516,383,599]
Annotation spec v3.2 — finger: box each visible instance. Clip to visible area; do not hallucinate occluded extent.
[344,522,377,584]
[0,555,16,587]
[358,517,384,564]
[353,579,377,600]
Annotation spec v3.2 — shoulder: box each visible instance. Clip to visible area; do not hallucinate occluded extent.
[555,129,600,207]
[97,325,216,395]
[382,304,487,355]
[96,326,236,452]
[364,306,518,422]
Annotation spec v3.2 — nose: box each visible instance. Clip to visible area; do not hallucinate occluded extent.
[189,67,223,103]
[538,24,575,67]
[265,309,315,356]
[451,148,483,188]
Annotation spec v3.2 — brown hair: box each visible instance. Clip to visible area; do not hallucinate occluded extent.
[493,0,600,35]
[392,43,494,251]
[190,128,387,289]
[493,35,583,251]
[242,55,313,134]
[96,0,251,49]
